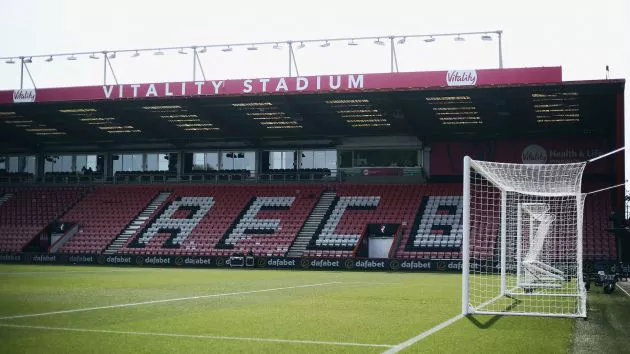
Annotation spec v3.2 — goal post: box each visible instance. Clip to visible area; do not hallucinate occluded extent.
[461,156,588,318]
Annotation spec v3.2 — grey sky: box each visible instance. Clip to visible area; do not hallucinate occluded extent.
[0,0,628,176]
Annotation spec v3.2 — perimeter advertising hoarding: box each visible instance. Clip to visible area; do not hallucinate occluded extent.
[0,253,452,272]
[0,253,619,274]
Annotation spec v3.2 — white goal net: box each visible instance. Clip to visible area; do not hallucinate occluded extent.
[462,156,587,318]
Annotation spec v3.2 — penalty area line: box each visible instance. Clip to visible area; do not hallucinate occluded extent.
[381,314,464,354]
[0,281,341,320]
[0,323,394,348]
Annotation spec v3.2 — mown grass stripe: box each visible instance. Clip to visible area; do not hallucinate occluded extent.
[0,281,341,320]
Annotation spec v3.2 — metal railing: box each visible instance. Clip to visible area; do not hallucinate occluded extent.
[0,167,429,185]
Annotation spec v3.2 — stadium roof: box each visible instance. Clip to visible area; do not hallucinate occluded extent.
[0,67,624,152]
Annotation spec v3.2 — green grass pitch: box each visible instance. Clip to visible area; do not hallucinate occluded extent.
[0,265,628,353]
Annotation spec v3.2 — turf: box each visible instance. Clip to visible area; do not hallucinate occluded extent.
[569,281,630,353]
[0,265,626,353]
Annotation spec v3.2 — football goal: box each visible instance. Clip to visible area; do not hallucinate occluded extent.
[461,148,624,318]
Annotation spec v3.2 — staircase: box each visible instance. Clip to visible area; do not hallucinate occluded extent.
[49,223,79,253]
[103,191,171,255]
[286,191,336,257]
[0,193,13,207]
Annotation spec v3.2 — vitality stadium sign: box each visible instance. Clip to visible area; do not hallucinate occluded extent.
[102,75,365,99]
[1,67,562,104]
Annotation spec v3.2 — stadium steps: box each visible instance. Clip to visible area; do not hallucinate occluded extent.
[0,193,13,207]
[103,191,171,255]
[286,191,336,257]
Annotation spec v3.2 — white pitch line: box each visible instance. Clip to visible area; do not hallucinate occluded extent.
[616,283,630,298]
[381,314,464,354]
[0,323,394,348]
[0,282,341,320]
[340,281,398,285]
[0,269,144,275]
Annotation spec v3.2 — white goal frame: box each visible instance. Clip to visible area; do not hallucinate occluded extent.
[461,156,588,318]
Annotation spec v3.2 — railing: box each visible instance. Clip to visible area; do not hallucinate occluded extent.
[0,170,341,185]
[0,167,427,185]
[43,173,106,184]
[388,224,404,258]
[0,173,37,184]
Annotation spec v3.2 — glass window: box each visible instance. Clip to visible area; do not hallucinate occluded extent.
[325,150,337,171]
[193,153,205,170]
[350,149,418,167]
[300,151,314,169]
[234,156,245,170]
[339,151,353,168]
[223,151,255,171]
[146,154,158,171]
[299,150,336,170]
[158,154,169,171]
[269,151,294,169]
[131,154,143,171]
[115,153,145,172]
[353,151,369,167]
[0,157,5,171]
[45,158,54,172]
[284,151,293,169]
[221,152,233,170]
[44,155,72,172]
[122,154,133,171]
[59,155,72,172]
[313,151,327,168]
[113,156,122,173]
[8,156,19,172]
[233,153,247,170]
[190,152,217,171]
[269,152,281,169]
[243,152,255,172]
[204,153,218,170]
[75,155,87,172]
[86,155,97,171]
[25,156,36,174]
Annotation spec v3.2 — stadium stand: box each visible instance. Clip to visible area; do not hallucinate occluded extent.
[0,66,624,268]
[0,191,13,207]
[304,184,425,258]
[59,186,161,254]
[0,183,618,260]
[394,184,464,259]
[0,187,88,252]
[584,190,615,260]
[409,196,463,250]
[116,185,324,257]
